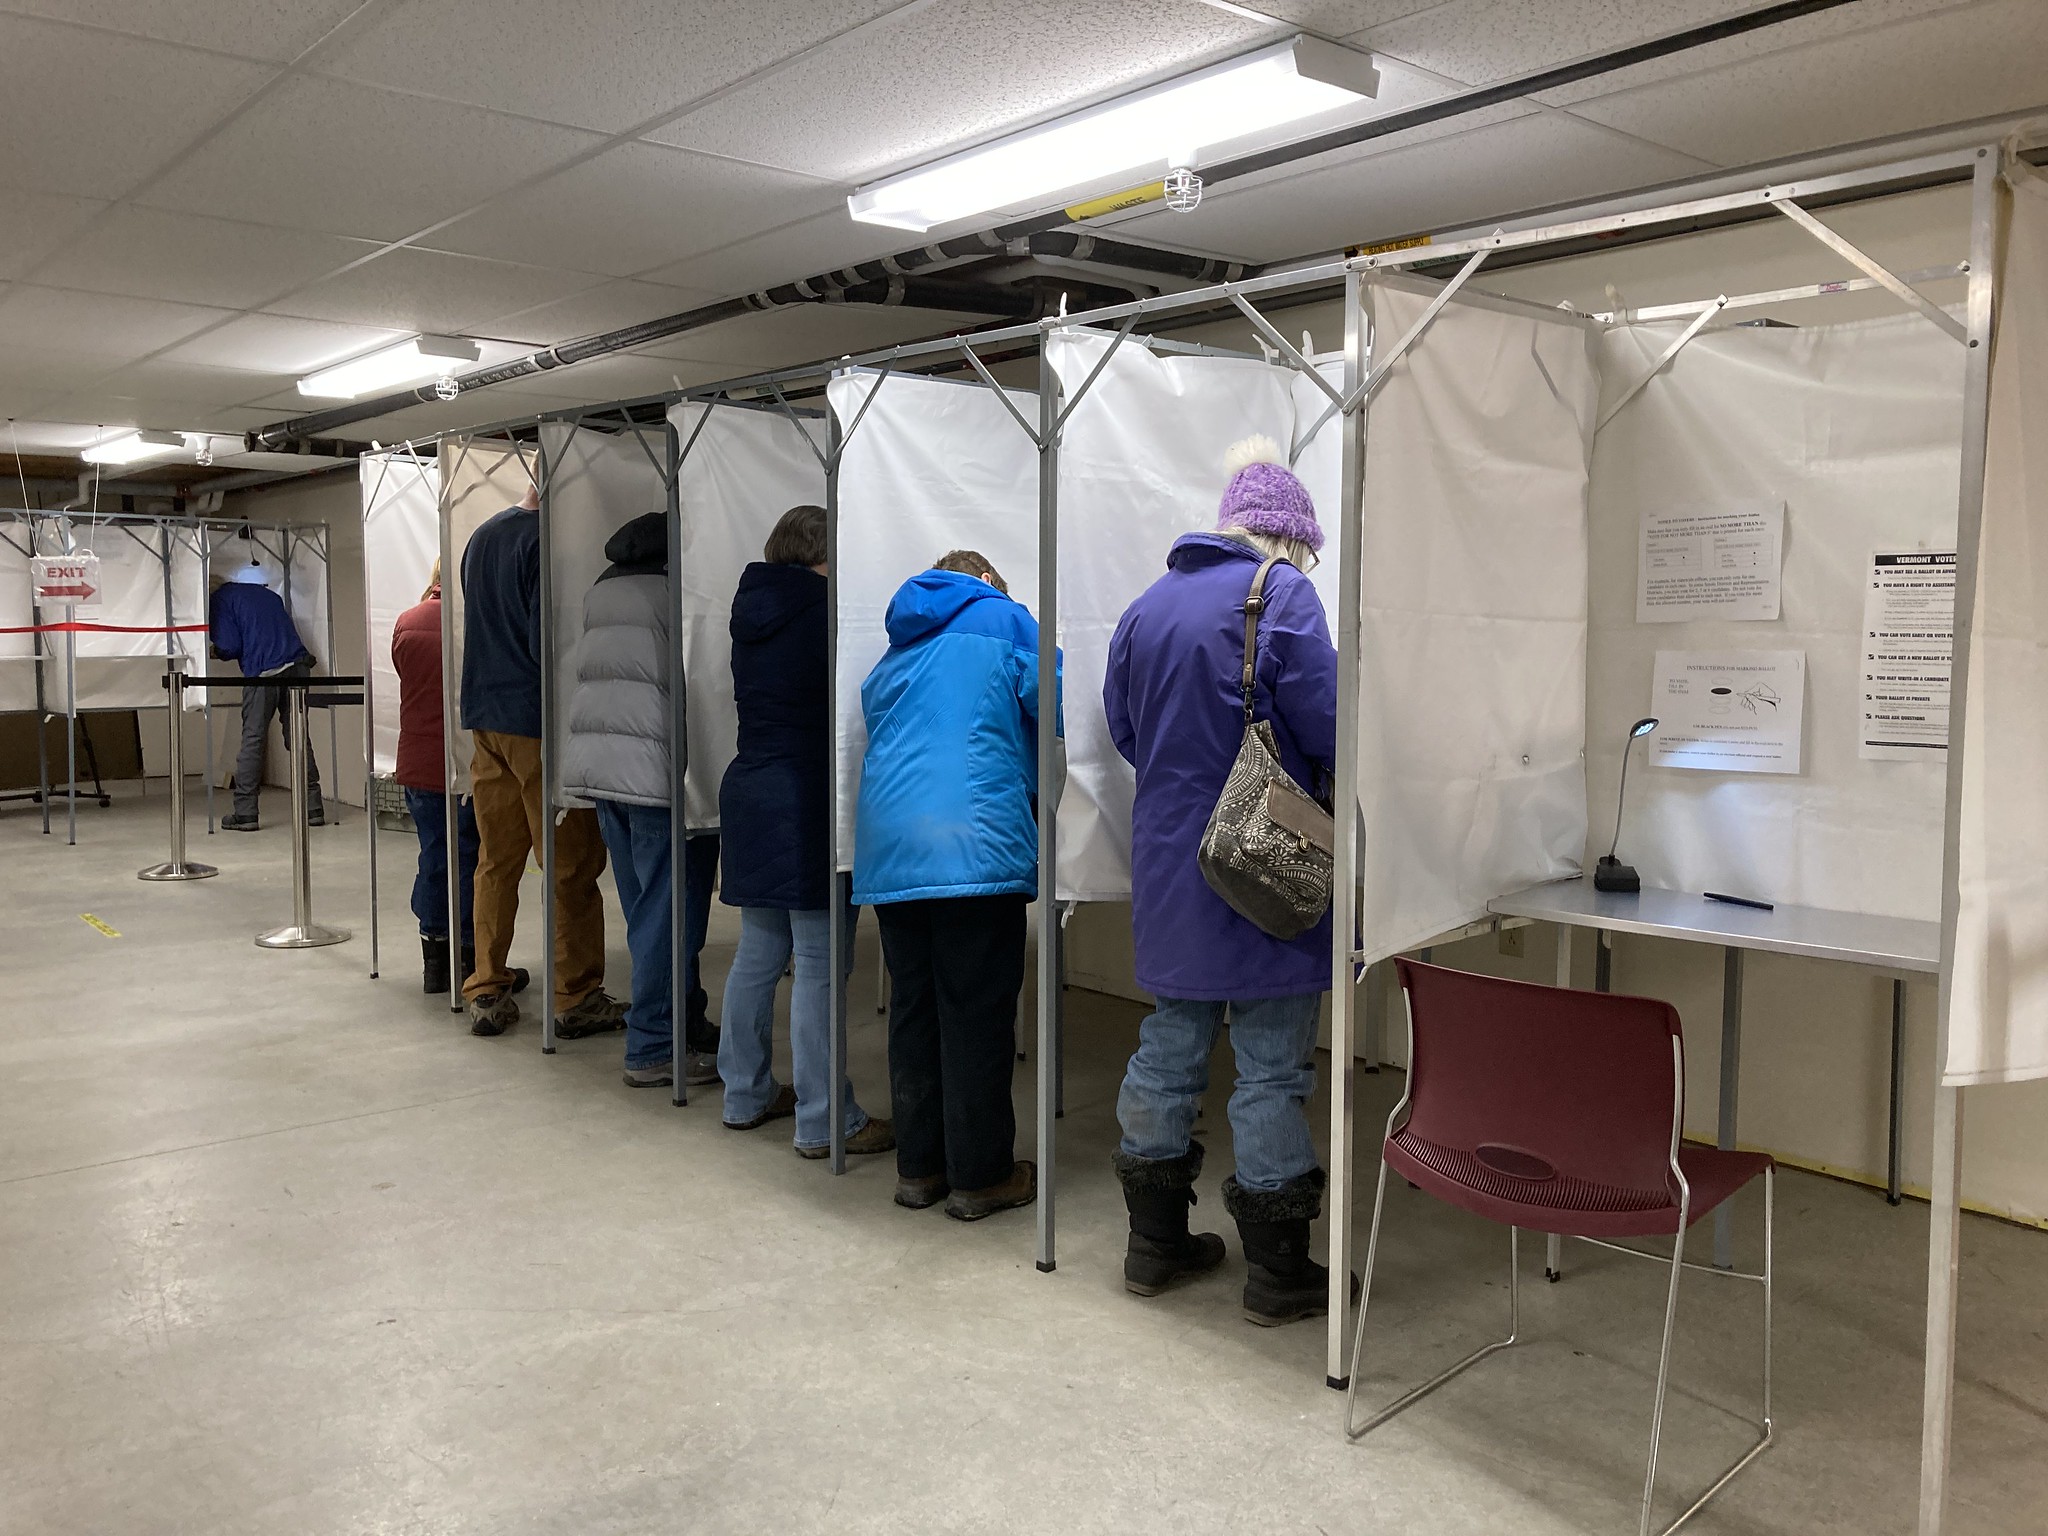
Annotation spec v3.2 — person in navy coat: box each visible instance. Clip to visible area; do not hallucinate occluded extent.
[717,505,889,1159]
[1104,436,1339,1323]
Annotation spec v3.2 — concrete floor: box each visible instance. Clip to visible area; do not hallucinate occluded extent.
[2,789,2044,1535]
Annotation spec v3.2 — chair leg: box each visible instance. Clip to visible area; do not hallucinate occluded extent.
[1344,1189,1521,1442]
[1639,1205,1690,1536]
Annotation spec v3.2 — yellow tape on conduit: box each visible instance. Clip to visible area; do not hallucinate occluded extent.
[79,913,121,938]
[1348,233,1433,258]
[1064,181,1167,221]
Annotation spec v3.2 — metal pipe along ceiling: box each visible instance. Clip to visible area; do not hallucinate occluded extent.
[249,0,1862,448]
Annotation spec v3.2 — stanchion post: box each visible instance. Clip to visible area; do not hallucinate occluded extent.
[138,663,217,881]
[256,684,351,949]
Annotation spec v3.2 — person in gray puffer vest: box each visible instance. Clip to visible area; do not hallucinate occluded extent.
[561,511,722,1089]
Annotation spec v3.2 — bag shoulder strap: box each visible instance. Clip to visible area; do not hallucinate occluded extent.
[1239,554,1288,721]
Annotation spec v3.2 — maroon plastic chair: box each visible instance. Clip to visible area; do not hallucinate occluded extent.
[1343,960,1774,1536]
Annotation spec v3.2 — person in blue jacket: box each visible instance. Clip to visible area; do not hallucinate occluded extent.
[854,550,1060,1222]
[208,561,321,831]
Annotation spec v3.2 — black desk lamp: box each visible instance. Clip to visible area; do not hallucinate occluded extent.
[1594,716,1658,893]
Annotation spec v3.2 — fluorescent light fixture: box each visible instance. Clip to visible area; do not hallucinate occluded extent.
[80,429,188,466]
[847,36,1379,232]
[297,334,482,400]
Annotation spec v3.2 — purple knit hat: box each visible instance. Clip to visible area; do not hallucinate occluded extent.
[1216,435,1324,553]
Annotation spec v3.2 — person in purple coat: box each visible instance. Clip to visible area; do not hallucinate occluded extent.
[1103,436,1339,1324]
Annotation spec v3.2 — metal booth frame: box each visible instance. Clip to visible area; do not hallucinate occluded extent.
[400,137,2003,1534]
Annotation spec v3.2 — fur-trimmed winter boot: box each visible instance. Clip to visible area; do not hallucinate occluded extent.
[1225,1168,1332,1327]
[1114,1144,1227,1297]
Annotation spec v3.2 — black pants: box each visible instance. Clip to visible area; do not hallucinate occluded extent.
[877,894,1027,1192]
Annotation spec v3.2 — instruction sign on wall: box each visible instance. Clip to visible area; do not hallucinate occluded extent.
[1649,649,1806,774]
[30,554,101,618]
[1637,500,1784,623]
[1859,550,1954,761]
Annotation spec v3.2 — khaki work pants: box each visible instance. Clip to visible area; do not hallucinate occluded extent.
[464,729,607,1012]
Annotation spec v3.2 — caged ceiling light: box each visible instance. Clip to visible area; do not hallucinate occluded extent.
[297,334,483,400]
[80,429,189,466]
[846,35,1379,233]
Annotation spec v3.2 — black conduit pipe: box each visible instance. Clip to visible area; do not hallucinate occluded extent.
[251,0,1861,448]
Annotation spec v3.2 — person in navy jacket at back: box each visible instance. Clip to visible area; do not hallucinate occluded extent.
[854,550,1061,1223]
[209,560,320,831]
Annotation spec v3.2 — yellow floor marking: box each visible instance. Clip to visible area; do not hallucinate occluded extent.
[79,913,121,938]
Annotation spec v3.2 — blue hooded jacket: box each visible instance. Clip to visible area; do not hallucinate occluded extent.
[854,569,1062,906]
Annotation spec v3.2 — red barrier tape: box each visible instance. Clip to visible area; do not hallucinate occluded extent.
[0,622,209,635]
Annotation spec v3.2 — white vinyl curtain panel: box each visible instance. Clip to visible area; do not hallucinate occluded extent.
[0,523,34,709]
[1950,160,2048,1086]
[669,400,827,833]
[441,435,538,796]
[45,522,208,712]
[361,451,441,777]
[539,419,668,811]
[1046,330,1345,902]
[829,370,1041,870]
[1586,310,1962,922]
[1357,282,1599,963]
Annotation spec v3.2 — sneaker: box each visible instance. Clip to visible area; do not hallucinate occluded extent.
[945,1160,1037,1222]
[796,1117,895,1161]
[622,1060,673,1088]
[221,813,260,832]
[895,1174,950,1210]
[683,1050,721,1086]
[306,807,326,827]
[554,989,626,1040]
[468,992,518,1037]
[724,1083,797,1130]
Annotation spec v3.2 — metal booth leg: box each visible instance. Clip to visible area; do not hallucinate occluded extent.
[1715,946,1744,1270]
[1889,977,1906,1206]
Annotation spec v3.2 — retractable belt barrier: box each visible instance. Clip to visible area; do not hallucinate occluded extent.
[189,674,366,950]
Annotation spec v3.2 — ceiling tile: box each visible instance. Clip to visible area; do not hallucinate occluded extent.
[267,246,603,334]
[160,312,410,373]
[0,14,276,198]
[0,350,143,419]
[134,75,607,241]
[1356,0,1762,88]
[650,0,1270,181]
[1564,0,2048,167]
[466,279,726,347]
[1112,109,1710,263]
[83,359,293,409]
[0,418,115,453]
[0,285,235,361]
[1536,0,1972,107]
[634,211,913,297]
[0,185,108,279]
[1249,1,1444,34]
[428,142,836,279]
[314,0,905,133]
[32,391,270,435]
[31,207,363,309]
[0,0,369,62]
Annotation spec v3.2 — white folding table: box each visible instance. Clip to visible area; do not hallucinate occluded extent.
[1484,878,1941,1271]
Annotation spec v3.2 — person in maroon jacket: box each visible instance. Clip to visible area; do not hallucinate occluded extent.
[391,563,523,997]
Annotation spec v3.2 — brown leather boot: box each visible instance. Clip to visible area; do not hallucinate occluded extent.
[944,1160,1037,1222]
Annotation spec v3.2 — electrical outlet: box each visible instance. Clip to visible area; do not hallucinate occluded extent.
[1498,925,1526,958]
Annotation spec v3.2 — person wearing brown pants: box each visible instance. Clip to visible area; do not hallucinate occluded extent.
[458,487,622,1040]
[464,728,613,1036]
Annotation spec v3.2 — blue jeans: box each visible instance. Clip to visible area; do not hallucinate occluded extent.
[594,801,719,1070]
[719,902,867,1148]
[405,788,477,946]
[1116,992,1324,1192]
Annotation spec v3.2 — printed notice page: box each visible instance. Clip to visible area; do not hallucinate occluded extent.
[1637,500,1784,623]
[1649,650,1806,775]
[1860,550,1954,761]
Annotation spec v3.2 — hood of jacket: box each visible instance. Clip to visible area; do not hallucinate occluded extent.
[883,567,1011,646]
[730,561,824,645]
[1165,529,1267,575]
[602,511,667,577]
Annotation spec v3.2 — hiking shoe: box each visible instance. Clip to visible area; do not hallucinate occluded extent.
[221,813,259,832]
[724,1083,797,1130]
[796,1117,895,1161]
[623,1060,673,1088]
[945,1160,1037,1222]
[307,807,326,827]
[554,989,626,1039]
[468,992,518,1037]
[894,1174,950,1210]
